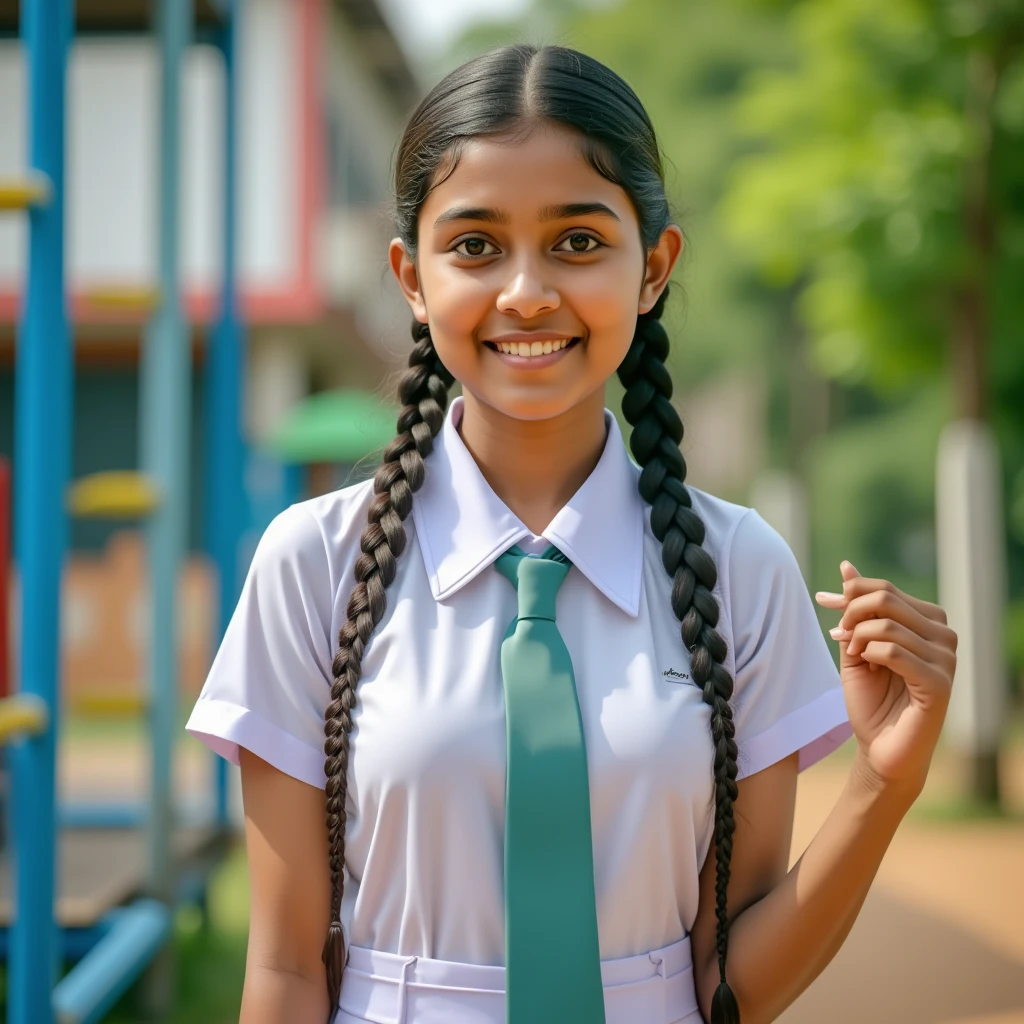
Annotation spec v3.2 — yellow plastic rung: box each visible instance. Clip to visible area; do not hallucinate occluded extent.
[0,694,49,744]
[67,472,161,520]
[72,690,147,718]
[0,175,51,211]
[82,286,161,313]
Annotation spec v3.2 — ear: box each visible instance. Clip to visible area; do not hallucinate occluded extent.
[388,238,428,323]
[638,224,684,315]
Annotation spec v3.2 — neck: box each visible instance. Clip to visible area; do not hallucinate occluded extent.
[457,389,609,536]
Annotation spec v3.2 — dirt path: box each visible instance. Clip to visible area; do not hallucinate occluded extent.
[780,753,1024,1024]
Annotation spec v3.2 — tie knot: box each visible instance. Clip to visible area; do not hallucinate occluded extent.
[495,544,570,621]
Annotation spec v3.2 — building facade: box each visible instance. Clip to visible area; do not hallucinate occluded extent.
[0,0,419,704]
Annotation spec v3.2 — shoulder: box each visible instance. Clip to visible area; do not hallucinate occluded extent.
[679,487,794,579]
[677,488,806,643]
[640,483,799,604]
[683,488,821,667]
[251,477,378,590]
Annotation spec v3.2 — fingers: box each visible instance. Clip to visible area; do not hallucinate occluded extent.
[832,617,957,674]
[816,567,956,648]
[857,639,953,695]
[815,560,861,610]
[840,560,861,584]
[816,563,958,683]
[841,575,948,627]
[841,587,957,654]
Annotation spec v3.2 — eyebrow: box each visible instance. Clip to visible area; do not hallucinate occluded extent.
[433,201,621,227]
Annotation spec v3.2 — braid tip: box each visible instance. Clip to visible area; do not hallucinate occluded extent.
[711,980,741,1024]
[322,919,347,1014]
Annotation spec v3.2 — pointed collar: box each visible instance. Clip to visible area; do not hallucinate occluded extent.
[410,396,644,616]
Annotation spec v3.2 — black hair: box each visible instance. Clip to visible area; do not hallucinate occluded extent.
[321,43,740,1024]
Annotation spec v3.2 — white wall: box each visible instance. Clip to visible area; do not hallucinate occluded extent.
[0,0,302,298]
[320,3,414,360]
[0,45,30,286]
[240,0,301,291]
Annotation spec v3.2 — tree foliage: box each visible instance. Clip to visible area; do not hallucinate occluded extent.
[721,0,1024,401]
[721,0,1024,664]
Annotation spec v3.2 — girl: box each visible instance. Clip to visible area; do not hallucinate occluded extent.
[186,45,958,1024]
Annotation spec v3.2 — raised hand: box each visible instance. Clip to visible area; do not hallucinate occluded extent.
[816,561,958,795]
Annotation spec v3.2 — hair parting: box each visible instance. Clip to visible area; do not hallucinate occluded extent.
[321,43,741,1024]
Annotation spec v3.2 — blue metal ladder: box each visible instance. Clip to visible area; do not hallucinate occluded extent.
[0,2,246,1021]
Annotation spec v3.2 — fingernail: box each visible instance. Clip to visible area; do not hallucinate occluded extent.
[829,626,850,640]
[817,591,844,600]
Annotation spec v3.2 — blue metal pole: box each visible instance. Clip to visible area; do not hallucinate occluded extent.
[51,900,173,1024]
[207,0,246,828]
[140,0,190,905]
[9,1,72,1022]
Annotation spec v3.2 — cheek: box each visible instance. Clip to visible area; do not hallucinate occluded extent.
[418,266,493,367]
[568,269,642,363]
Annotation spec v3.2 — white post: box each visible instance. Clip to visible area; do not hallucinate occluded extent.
[750,469,810,579]
[935,419,1007,803]
[246,333,309,443]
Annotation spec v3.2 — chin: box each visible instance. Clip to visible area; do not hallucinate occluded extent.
[469,386,594,424]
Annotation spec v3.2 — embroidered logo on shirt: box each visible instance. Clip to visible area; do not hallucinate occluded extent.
[662,668,691,681]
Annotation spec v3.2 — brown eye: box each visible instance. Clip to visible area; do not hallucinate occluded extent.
[557,233,600,253]
[453,237,497,258]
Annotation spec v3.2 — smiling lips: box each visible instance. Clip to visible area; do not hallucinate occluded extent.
[494,338,572,357]
[485,335,580,362]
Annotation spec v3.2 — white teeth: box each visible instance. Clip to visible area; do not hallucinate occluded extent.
[494,338,574,357]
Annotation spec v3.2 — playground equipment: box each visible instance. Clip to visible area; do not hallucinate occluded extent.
[0,1,246,1021]
[267,387,400,465]
[0,175,49,210]
[67,472,162,520]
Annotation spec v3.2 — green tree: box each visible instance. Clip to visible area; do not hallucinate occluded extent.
[722,0,1024,699]
[723,0,1024,402]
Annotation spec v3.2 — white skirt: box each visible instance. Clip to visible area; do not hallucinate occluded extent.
[335,934,702,1024]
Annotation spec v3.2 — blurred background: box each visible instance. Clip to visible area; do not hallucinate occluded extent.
[0,0,1021,1021]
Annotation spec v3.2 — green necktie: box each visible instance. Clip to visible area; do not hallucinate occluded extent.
[495,544,605,1023]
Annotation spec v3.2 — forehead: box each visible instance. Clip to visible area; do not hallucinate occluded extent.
[421,123,636,222]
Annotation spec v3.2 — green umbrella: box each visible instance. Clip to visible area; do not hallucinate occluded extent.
[266,388,398,464]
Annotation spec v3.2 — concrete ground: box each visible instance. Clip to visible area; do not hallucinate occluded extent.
[59,725,1024,1024]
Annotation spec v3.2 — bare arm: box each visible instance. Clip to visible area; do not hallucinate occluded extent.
[238,747,332,1024]
[692,566,956,1023]
[690,749,914,1024]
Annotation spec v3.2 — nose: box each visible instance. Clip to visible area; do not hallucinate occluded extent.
[495,260,560,319]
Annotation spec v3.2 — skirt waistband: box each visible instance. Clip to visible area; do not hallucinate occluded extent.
[336,935,700,1024]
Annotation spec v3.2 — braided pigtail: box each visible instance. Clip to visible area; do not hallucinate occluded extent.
[320,321,454,1016]
[617,291,741,1024]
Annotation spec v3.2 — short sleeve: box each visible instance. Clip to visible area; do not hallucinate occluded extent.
[727,510,853,780]
[185,503,335,789]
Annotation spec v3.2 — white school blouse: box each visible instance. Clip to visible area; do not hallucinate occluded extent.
[186,395,852,966]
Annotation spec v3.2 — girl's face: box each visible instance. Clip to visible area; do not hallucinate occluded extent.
[390,122,682,424]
